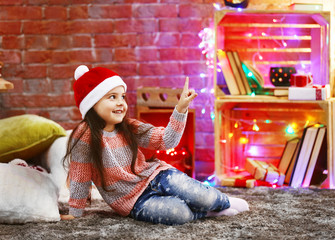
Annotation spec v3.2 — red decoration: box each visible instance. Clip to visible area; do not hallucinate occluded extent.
[154,147,192,173]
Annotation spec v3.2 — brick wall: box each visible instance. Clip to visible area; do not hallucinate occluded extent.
[0,0,317,178]
[0,0,218,177]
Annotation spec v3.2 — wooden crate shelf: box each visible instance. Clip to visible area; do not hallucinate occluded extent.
[213,9,335,188]
[214,9,331,98]
[214,98,333,181]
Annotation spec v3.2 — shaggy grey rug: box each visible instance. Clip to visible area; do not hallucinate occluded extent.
[1,187,335,240]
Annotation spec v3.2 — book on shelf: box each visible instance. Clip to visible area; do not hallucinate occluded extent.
[217,49,240,95]
[289,126,319,188]
[226,51,246,95]
[232,51,252,95]
[302,126,327,187]
[278,138,300,176]
[254,87,289,97]
[273,88,289,96]
[284,140,301,184]
[216,64,230,95]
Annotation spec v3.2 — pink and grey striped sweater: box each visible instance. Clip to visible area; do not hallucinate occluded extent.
[69,108,187,217]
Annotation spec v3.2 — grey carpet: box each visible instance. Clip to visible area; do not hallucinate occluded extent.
[1,187,335,240]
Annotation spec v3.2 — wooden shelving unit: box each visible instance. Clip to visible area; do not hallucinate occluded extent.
[213,9,335,188]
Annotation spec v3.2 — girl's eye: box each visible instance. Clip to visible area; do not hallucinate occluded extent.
[122,95,126,99]
[109,95,116,99]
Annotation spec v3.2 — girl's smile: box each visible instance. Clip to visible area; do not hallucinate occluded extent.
[93,86,128,132]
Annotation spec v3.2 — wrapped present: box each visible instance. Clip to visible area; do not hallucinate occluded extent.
[245,159,285,185]
[220,175,274,188]
[288,85,330,100]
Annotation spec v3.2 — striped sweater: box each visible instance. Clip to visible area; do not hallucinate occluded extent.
[69,108,187,217]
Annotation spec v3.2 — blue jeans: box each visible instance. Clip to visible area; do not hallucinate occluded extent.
[130,168,230,225]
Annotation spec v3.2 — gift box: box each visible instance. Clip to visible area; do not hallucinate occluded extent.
[220,175,274,188]
[221,175,256,188]
[245,159,285,185]
[288,85,330,100]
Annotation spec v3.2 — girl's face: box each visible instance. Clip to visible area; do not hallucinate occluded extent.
[93,86,128,132]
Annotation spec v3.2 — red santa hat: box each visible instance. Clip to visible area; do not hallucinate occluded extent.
[73,65,127,118]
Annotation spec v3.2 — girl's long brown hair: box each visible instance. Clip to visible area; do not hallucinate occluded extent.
[63,108,140,192]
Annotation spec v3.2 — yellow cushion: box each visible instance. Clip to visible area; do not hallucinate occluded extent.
[0,114,67,163]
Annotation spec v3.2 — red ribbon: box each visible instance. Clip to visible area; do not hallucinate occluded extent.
[235,176,254,187]
[315,89,322,100]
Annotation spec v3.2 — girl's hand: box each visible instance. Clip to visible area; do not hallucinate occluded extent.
[176,77,198,113]
[60,214,75,220]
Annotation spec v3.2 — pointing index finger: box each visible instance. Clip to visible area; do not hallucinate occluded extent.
[183,76,189,92]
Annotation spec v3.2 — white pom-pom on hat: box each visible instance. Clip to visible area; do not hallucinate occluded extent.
[74,65,89,80]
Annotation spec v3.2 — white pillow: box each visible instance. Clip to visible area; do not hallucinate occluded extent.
[41,130,103,202]
[40,132,70,192]
[0,163,60,224]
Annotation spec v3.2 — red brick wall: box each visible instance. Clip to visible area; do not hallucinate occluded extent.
[0,0,217,175]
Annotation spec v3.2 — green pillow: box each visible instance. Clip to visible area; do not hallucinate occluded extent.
[0,114,67,163]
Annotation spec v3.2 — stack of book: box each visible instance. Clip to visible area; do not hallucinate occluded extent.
[278,125,327,187]
[217,49,252,95]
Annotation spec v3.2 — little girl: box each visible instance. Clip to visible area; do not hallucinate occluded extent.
[61,65,249,225]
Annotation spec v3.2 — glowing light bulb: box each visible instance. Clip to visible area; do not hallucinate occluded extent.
[258,55,263,60]
[207,174,215,181]
[239,137,248,144]
[228,133,234,138]
[210,112,215,120]
[234,122,239,128]
[304,120,310,128]
[252,120,259,131]
[248,146,259,155]
[286,125,294,134]
[220,139,227,143]
[201,108,206,114]
[213,3,221,10]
